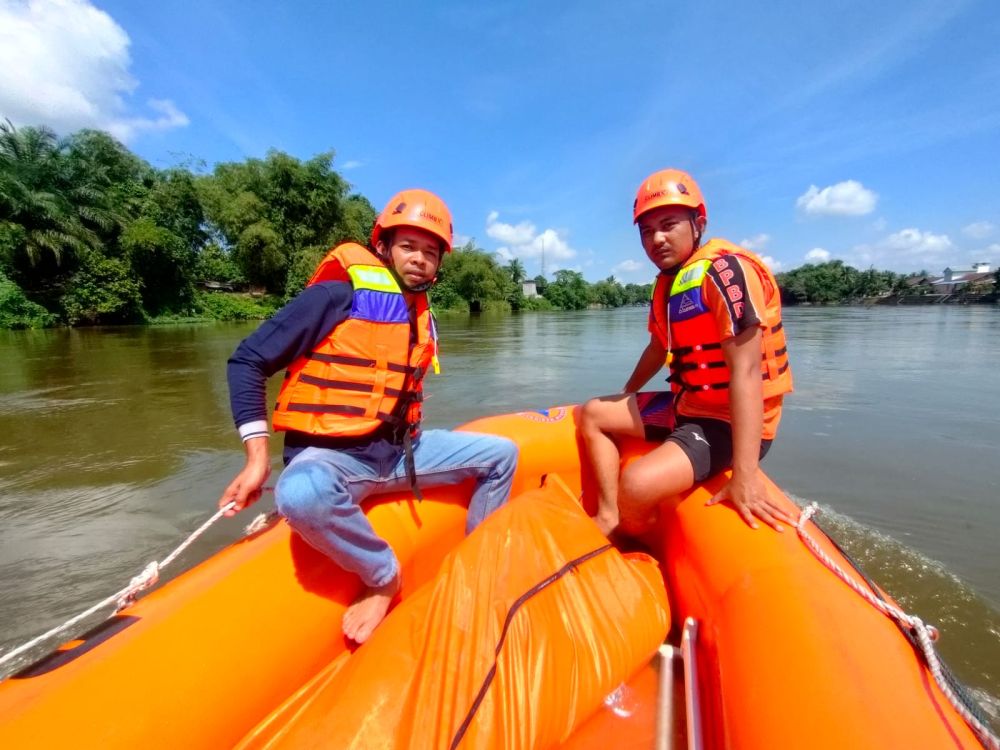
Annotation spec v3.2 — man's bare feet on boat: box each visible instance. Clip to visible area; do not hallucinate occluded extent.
[342,574,400,644]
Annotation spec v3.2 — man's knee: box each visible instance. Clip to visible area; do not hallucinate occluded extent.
[496,436,518,469]
[275,460,336,523]
[579,397,606,434]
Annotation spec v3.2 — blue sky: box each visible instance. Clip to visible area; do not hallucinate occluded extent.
[2,0,999,281]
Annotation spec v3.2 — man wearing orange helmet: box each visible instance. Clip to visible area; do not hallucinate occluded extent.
[218,189,518,643]
[580,169,793,536]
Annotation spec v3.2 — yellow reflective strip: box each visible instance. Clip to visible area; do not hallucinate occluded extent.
[347,265,401,293]
[671,260,710,295]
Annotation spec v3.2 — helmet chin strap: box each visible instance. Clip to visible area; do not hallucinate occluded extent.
[404,278,435,293]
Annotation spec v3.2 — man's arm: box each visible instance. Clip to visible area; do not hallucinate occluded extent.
[219,282,353,514]
[623,336,668,393]
[219,436,271,516]
[707,327,793,530]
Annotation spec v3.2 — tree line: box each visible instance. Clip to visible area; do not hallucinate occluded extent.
[2,121,961,329]
[775,261,907,305]
[0,121,654,329]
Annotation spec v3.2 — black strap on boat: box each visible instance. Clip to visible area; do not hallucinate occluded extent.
[449,543,613,749]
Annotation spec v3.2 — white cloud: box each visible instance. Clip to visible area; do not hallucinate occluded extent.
[0,0,188,141]
[452,233,472,248]
[806,248,831,262]
[760,255,783,271]
[740,233,770,251]
[486,211,536,245]
[883,228,952,255]
[963,221,995,239]
[485,211,577,263]
[796,180,878,216]
[611,259,644,274]
[847,228,954,272]
[341,160,363,170]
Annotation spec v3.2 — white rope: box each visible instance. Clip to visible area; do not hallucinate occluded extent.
[0,502,236,674]
[796,502,1000,750]
[244,509,280,536]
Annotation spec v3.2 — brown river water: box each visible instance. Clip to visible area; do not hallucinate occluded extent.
[0,305,998,725]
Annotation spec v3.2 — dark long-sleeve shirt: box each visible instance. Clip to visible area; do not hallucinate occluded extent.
[227,281,353,432]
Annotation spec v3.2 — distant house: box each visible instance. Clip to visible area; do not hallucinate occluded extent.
[930,263,994,294]
[521,281,539,298]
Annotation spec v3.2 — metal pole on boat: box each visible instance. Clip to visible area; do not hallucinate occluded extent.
[655,643,679,750]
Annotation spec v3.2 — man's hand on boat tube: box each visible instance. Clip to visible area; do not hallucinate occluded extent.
[707,470,794,531]
[218,436,271,517]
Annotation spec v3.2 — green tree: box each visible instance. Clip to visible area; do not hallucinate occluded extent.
[0,268,57,328]
[590,275,627,307]
[506,258,526,284]
[434,241,514,311]
[329,193,377,247]
[623,282,653,305]
[199,150,350,292]
[195,242,244,285]
[0,122,95,272]
[544,269,590,310]
[60,250,143,325]
[121,218,195,315]
[140,169,206,252]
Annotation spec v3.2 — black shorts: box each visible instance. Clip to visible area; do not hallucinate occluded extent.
[637,391,772,482]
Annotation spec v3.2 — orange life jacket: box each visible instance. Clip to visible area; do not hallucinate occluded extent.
[649,239,792,405]
[272,243,438,439]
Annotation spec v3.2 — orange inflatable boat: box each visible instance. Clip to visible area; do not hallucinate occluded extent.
[0,406,994,749]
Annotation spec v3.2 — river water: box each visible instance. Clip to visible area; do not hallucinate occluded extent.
[0,306,998,722]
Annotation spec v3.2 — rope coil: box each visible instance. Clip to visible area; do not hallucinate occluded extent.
[796,502,999,750]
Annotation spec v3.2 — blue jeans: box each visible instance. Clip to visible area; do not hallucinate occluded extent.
[274,430,518,588]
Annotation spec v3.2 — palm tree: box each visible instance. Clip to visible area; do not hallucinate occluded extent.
[0,120,95,267]
[506,257,526,284]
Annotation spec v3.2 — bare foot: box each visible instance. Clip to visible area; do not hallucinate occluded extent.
[593,509,620,538]
[342,574,400,644]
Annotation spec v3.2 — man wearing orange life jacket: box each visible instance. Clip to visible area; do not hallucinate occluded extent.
[218,189,518,644]
[579,169,793,536]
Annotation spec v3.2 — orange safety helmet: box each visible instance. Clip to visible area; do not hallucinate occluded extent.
[371,189,454,252]
[633,169,707,224]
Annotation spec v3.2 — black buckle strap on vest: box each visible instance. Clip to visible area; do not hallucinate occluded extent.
[763,361,790,381]
[673,360,727,373]
[385,363,427,501]
[308,352,415,374]
[402,429,423,502]
[669,342,723,357]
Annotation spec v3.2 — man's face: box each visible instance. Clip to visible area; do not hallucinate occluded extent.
[383,227,444,290]
[637,204,703,271]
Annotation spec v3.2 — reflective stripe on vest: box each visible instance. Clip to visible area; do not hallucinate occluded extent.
[650,239,792,401]
[272,243,437,438]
